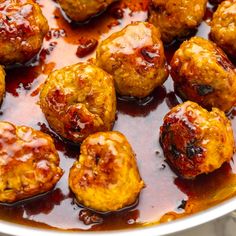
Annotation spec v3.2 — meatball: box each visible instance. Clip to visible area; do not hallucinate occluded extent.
[160,101,235,179]
[0,121,63,203]
[170,37,236,112]
[69,131,144,212]
[57,0,117,22]
[210,1,236,57]
[96,22,169,98]
[0,0,49,65]
[0,66,5,103]
[148,0,207,44]
[40,62,116,144]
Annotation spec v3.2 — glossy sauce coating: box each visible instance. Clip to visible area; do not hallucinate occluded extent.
[0,0,48,64]
[0,0,235,232]
[69,131,144,212]
[96,21,168,98]
[40,62,116,144]
[171,36,236,112]
[148,0,207,43]
[0,121,63,203]
[57,0,118,22]
[160,101,234,179]
[210,0,236,57]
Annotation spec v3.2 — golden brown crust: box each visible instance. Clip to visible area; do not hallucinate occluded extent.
[0,121,63,203]
[96,21,168,98]
[170,36,236,112]
[160,101,235,179]
[69,131,144,212]
[40,62,116,144]
[0,0,49,64]
[0,66,5,103]
[210,0,236,57]
[148,0,207,43]
[57,0,117,22]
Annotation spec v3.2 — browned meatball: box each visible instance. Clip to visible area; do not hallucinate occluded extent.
[160,101,235,179]
[171,37,236,112]
[40,62,116,144]
[0,0,49,65]
[96,22,168,98]
[0,121,63,203]
[210,0,236,57]
[148,0,207,44]
[57,0,117,22]
[69,131,144,212]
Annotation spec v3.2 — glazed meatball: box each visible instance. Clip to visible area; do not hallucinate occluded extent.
[57,0,117,22]
[210,0,236,57]
[96,22,169,98]
[69,131,144,212]
[0,66,5,103]
[160,101,235,179]
[40,63,116,144]
[148,0,207,44]
[0,0,49,65]
[0,121,63,203]
[171,37,236,112]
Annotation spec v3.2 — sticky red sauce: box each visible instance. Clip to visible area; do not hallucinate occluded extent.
[0,0,236,232]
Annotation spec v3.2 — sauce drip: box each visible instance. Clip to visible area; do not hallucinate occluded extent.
[0,0,235,232]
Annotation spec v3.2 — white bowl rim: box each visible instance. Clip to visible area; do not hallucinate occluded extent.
[0,195,236,236]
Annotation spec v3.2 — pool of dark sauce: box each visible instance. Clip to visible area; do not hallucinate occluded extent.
[0,0,236,232]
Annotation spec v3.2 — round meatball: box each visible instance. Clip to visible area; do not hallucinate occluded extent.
[69,131,144,212]
[210,1,236,57]
[171,37,236,112]
[0,66,5,103]
[0,0,49,65]
[148,0,207,44]
[160,101,235,179]
[57,0,117,22]
[96,22,169,98]
[0,121,63,203]
[40,62,116,144]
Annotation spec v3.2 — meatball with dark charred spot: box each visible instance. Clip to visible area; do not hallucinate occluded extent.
[0,66,5,103]
[69,131,144,212]
[0,0,49,65]
[148,0,207,44]
[57,0,118,22]
[0,121,63,203]
[160,101,235,179]
[40,63,116,144]
[171,37,236,112]
[210,0,236,57]
[96,22,169,98]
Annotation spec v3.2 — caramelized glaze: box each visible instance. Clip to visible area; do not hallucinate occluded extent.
[0,0,235,232]
[0,0,34,39]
